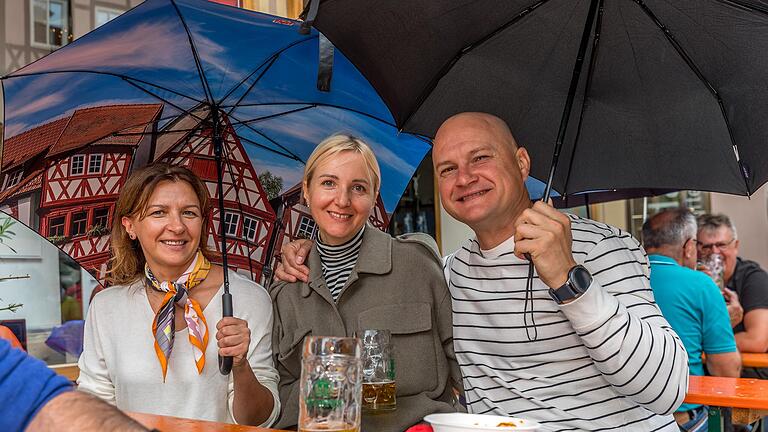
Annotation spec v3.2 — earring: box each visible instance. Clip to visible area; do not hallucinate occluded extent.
[129,233,136,240]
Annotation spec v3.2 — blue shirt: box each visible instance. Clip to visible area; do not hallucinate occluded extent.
[0,338,73,431]
[649,254,737,411]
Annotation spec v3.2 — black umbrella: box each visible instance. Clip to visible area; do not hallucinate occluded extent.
[306,0,768,200]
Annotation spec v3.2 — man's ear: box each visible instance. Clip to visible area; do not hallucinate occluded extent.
[516,147,531,180]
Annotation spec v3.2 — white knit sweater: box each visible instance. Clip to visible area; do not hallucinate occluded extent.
[77,271,280,426]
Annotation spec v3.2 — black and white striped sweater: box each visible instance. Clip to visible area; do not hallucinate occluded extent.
[444,214,688,431]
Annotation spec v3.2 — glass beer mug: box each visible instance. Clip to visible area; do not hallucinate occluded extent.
[361,329,396,412]
[299,336,362,432]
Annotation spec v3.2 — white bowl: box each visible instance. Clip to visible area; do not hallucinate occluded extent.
[424,413,541,431]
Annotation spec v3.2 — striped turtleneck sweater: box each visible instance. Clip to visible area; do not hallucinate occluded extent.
[316,226,365,302]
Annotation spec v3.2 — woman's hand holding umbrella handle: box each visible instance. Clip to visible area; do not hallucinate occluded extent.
[218,292,234,375]
[275,239,313,283]
[216,314,250,368]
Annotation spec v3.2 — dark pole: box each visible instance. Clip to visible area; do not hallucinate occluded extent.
[213,106,234,375]
[541,0,601,200]
[523,0,601,342]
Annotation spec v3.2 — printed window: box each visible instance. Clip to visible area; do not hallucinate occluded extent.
[92,207,109,228]
[223,212,240,237]
[4,170,24,189]
[70,155,85,175]
[70,211,88,237]
[95,7,123,28]
[48,216,66,237]
[88,154,103,174]
[242,217,258,242]
[297,215,317,240]
[32,0,71,48]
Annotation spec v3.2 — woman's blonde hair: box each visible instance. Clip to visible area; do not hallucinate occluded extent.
[302,134,381,200]
[107,163,216,286]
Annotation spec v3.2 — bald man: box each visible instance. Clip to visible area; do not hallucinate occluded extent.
[277,112,688,430]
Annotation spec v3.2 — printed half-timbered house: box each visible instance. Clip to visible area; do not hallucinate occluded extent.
[37,104,163,280]
[153,109,276,282]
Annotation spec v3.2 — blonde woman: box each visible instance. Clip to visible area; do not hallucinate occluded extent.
[271,135,461,431]
[77,163,279,426]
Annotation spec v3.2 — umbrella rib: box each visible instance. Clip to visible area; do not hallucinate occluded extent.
[227,101,401,130]
[562,0,605,196]
[222,55,280,113]
[2,70,205,105]
[713,0,768,15]
[401,0,551,131]
[226,110,303,160]
[219,36,318,108]
[233,130,305,162]
[228,105,316,127]
[169,0,214,104]
[1,80,6,169]
[120,77,209,124]
[633,0,752,196]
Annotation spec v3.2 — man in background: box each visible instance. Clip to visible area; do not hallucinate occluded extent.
[698,214,768,375]
[643,208,740,431]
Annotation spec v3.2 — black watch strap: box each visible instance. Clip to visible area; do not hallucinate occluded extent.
[549,265,592,304]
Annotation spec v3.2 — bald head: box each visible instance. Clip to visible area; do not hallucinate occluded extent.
[434,112,519,154]
[431,112,532,247]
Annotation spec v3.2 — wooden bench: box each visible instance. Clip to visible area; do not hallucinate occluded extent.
[741,352,768,369]
[685,375,768,431]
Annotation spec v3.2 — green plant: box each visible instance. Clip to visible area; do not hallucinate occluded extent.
[86,224,109,237]
[47,234,69,245]
[0,217,17,253]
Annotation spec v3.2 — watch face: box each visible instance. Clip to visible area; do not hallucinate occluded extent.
[571,266,592,291]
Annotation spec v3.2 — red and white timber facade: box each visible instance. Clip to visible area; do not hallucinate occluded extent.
[154,111,276,282]
[0,104,163,281]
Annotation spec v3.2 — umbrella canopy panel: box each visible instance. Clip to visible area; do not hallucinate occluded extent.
[313,0,768,196]
[1,0,431,284]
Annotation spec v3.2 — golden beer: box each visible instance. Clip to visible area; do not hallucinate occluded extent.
[299,422,359,432]
[362,380,397,411]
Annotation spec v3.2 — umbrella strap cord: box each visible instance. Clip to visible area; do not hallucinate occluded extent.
[524,262,538,341]
[299,0,320,35]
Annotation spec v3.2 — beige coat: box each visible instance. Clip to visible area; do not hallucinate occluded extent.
[270,225,461,431]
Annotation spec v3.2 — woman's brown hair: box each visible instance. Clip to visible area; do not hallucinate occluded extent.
[107,163,216,285]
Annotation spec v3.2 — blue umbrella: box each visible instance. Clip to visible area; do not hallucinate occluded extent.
[45,320,85,358]
[1,0,430,373]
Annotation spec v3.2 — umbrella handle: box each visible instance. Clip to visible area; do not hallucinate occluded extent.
[218,292,233,375]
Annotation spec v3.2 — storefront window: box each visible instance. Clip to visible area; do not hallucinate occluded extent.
[389,154,436,238]
[627,191,711,240]
[0,213,100,369]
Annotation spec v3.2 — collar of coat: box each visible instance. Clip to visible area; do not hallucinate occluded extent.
[303,222,392,302]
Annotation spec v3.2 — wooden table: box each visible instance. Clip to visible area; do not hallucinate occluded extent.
[129,412,288,432]
[684,375,768,432]
[741,353,768,369]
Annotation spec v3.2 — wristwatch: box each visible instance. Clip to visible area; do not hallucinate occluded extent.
[549,265,592,304]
